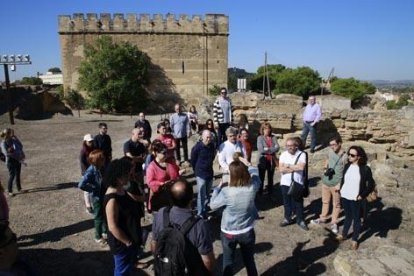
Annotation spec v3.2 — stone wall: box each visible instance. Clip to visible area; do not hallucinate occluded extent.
[58,13,229,109]
[230,92,414,157]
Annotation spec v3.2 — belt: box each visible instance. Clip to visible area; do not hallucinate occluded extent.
[305,121,314,124]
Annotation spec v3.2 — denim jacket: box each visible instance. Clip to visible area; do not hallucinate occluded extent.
[210,167,260,234]
[78,165,103,201]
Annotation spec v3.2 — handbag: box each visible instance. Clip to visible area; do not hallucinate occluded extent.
[366,187,378,203]
[287,152,305,200]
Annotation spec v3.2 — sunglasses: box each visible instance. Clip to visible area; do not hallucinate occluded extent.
[349,154,358,158]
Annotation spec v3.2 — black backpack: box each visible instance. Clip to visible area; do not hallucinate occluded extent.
[154,207,205,276]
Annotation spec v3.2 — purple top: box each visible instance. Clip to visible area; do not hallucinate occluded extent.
[0,192,9,220]
[302,103,321,123]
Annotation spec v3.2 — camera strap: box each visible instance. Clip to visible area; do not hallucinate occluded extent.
[330,152,345,169]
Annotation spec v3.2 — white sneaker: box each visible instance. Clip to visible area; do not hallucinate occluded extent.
[331,224,338,234]
[310,219,321,225]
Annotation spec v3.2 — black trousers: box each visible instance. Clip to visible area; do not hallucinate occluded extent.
[175,136,188,162]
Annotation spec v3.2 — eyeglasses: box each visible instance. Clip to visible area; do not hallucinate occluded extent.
[349,154,358,158]
[329,143,337,147]
[286,144,296,147]
[159,150,167,155]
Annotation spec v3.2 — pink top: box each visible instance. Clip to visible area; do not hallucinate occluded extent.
[0,192,9,220]
[158,134,176,161]
[146,160,180,209]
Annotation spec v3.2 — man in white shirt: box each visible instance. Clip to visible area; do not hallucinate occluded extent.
[279,137,308,230]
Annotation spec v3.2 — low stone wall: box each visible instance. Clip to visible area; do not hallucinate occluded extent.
[229,92,414,157]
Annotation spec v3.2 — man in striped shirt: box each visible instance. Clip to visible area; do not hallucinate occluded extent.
[213,87,233,145]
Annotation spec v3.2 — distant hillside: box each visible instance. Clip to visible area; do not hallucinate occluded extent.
[369,80,414,88]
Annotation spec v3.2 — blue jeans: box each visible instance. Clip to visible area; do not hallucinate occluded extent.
[196,176,213,218]
[113,245,137,276]
[221,229,258,276]
[301,122,317,150]
[341,198,362,242]
[281,185,304,223]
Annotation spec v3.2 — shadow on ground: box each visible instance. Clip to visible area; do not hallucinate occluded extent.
[25,182,77,194]
[20,248,149,276]
[262,237,339,275]
[18,219,94,247]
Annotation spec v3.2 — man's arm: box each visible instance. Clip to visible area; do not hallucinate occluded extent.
[313,104,322,125]
[201,252,215,275]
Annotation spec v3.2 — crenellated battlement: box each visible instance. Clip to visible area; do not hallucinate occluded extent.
[58,13,228,35]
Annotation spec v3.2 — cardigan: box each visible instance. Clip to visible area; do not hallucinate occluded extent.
[340,163,375,199]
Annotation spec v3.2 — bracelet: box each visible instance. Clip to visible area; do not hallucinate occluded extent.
[126,241,133,247]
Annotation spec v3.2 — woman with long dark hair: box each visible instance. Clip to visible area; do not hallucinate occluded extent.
[104,158,144,275]
[337,145,375,250]
[210,153,260,276]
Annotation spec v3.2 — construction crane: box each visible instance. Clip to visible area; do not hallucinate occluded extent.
[321,67,335,95]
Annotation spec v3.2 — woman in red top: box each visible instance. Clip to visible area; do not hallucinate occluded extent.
[146,142,181,212]
[256,123,280,195]
[239,128,252,163]
[156,122,176,163]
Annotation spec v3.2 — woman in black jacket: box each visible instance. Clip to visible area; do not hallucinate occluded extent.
[338,146,375,250]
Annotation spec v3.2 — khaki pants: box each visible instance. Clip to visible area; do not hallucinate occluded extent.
[319,184,341,224]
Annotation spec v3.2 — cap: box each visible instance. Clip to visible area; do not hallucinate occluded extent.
[83,134,94,142]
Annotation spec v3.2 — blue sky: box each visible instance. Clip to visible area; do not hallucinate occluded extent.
[1,0,413,81]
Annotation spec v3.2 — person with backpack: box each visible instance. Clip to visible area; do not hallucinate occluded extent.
[210,153,260,276]
[151,179,215,276]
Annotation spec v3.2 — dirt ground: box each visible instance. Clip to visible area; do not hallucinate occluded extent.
[1,111,413,275]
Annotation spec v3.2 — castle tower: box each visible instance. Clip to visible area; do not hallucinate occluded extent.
[58,13,229,108]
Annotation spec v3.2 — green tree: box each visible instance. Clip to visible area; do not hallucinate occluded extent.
[65,89,85,117]
[208,84,221,96]
[250,64,286,92]
[387,94,411,110]
[18,77,43,85]
[330,78,376,102]
[273,66,321,97]
[48,67,62,74]
[78,36,150,113]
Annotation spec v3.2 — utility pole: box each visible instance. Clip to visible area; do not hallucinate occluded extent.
[0,54,31,125]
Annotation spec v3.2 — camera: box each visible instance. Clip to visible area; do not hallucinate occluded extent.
[324,168,335,180]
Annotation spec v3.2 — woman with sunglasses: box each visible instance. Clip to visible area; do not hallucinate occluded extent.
[337,145,375,250]
[146,142,181,212]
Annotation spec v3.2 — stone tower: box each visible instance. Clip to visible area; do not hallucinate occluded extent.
[58,13,229,107]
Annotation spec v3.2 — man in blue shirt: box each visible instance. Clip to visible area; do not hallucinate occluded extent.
[170,103,190,164]
[301,95,322,153]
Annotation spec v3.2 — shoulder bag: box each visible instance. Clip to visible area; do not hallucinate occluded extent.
[287,152,304,201]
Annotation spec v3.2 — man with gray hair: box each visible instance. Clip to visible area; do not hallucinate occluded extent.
[191,130,216,218]
[218,127,244,181]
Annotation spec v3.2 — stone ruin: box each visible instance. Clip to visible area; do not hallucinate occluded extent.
[228,92,414,159]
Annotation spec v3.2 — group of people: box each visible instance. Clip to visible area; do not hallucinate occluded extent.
[0,90,377,275]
